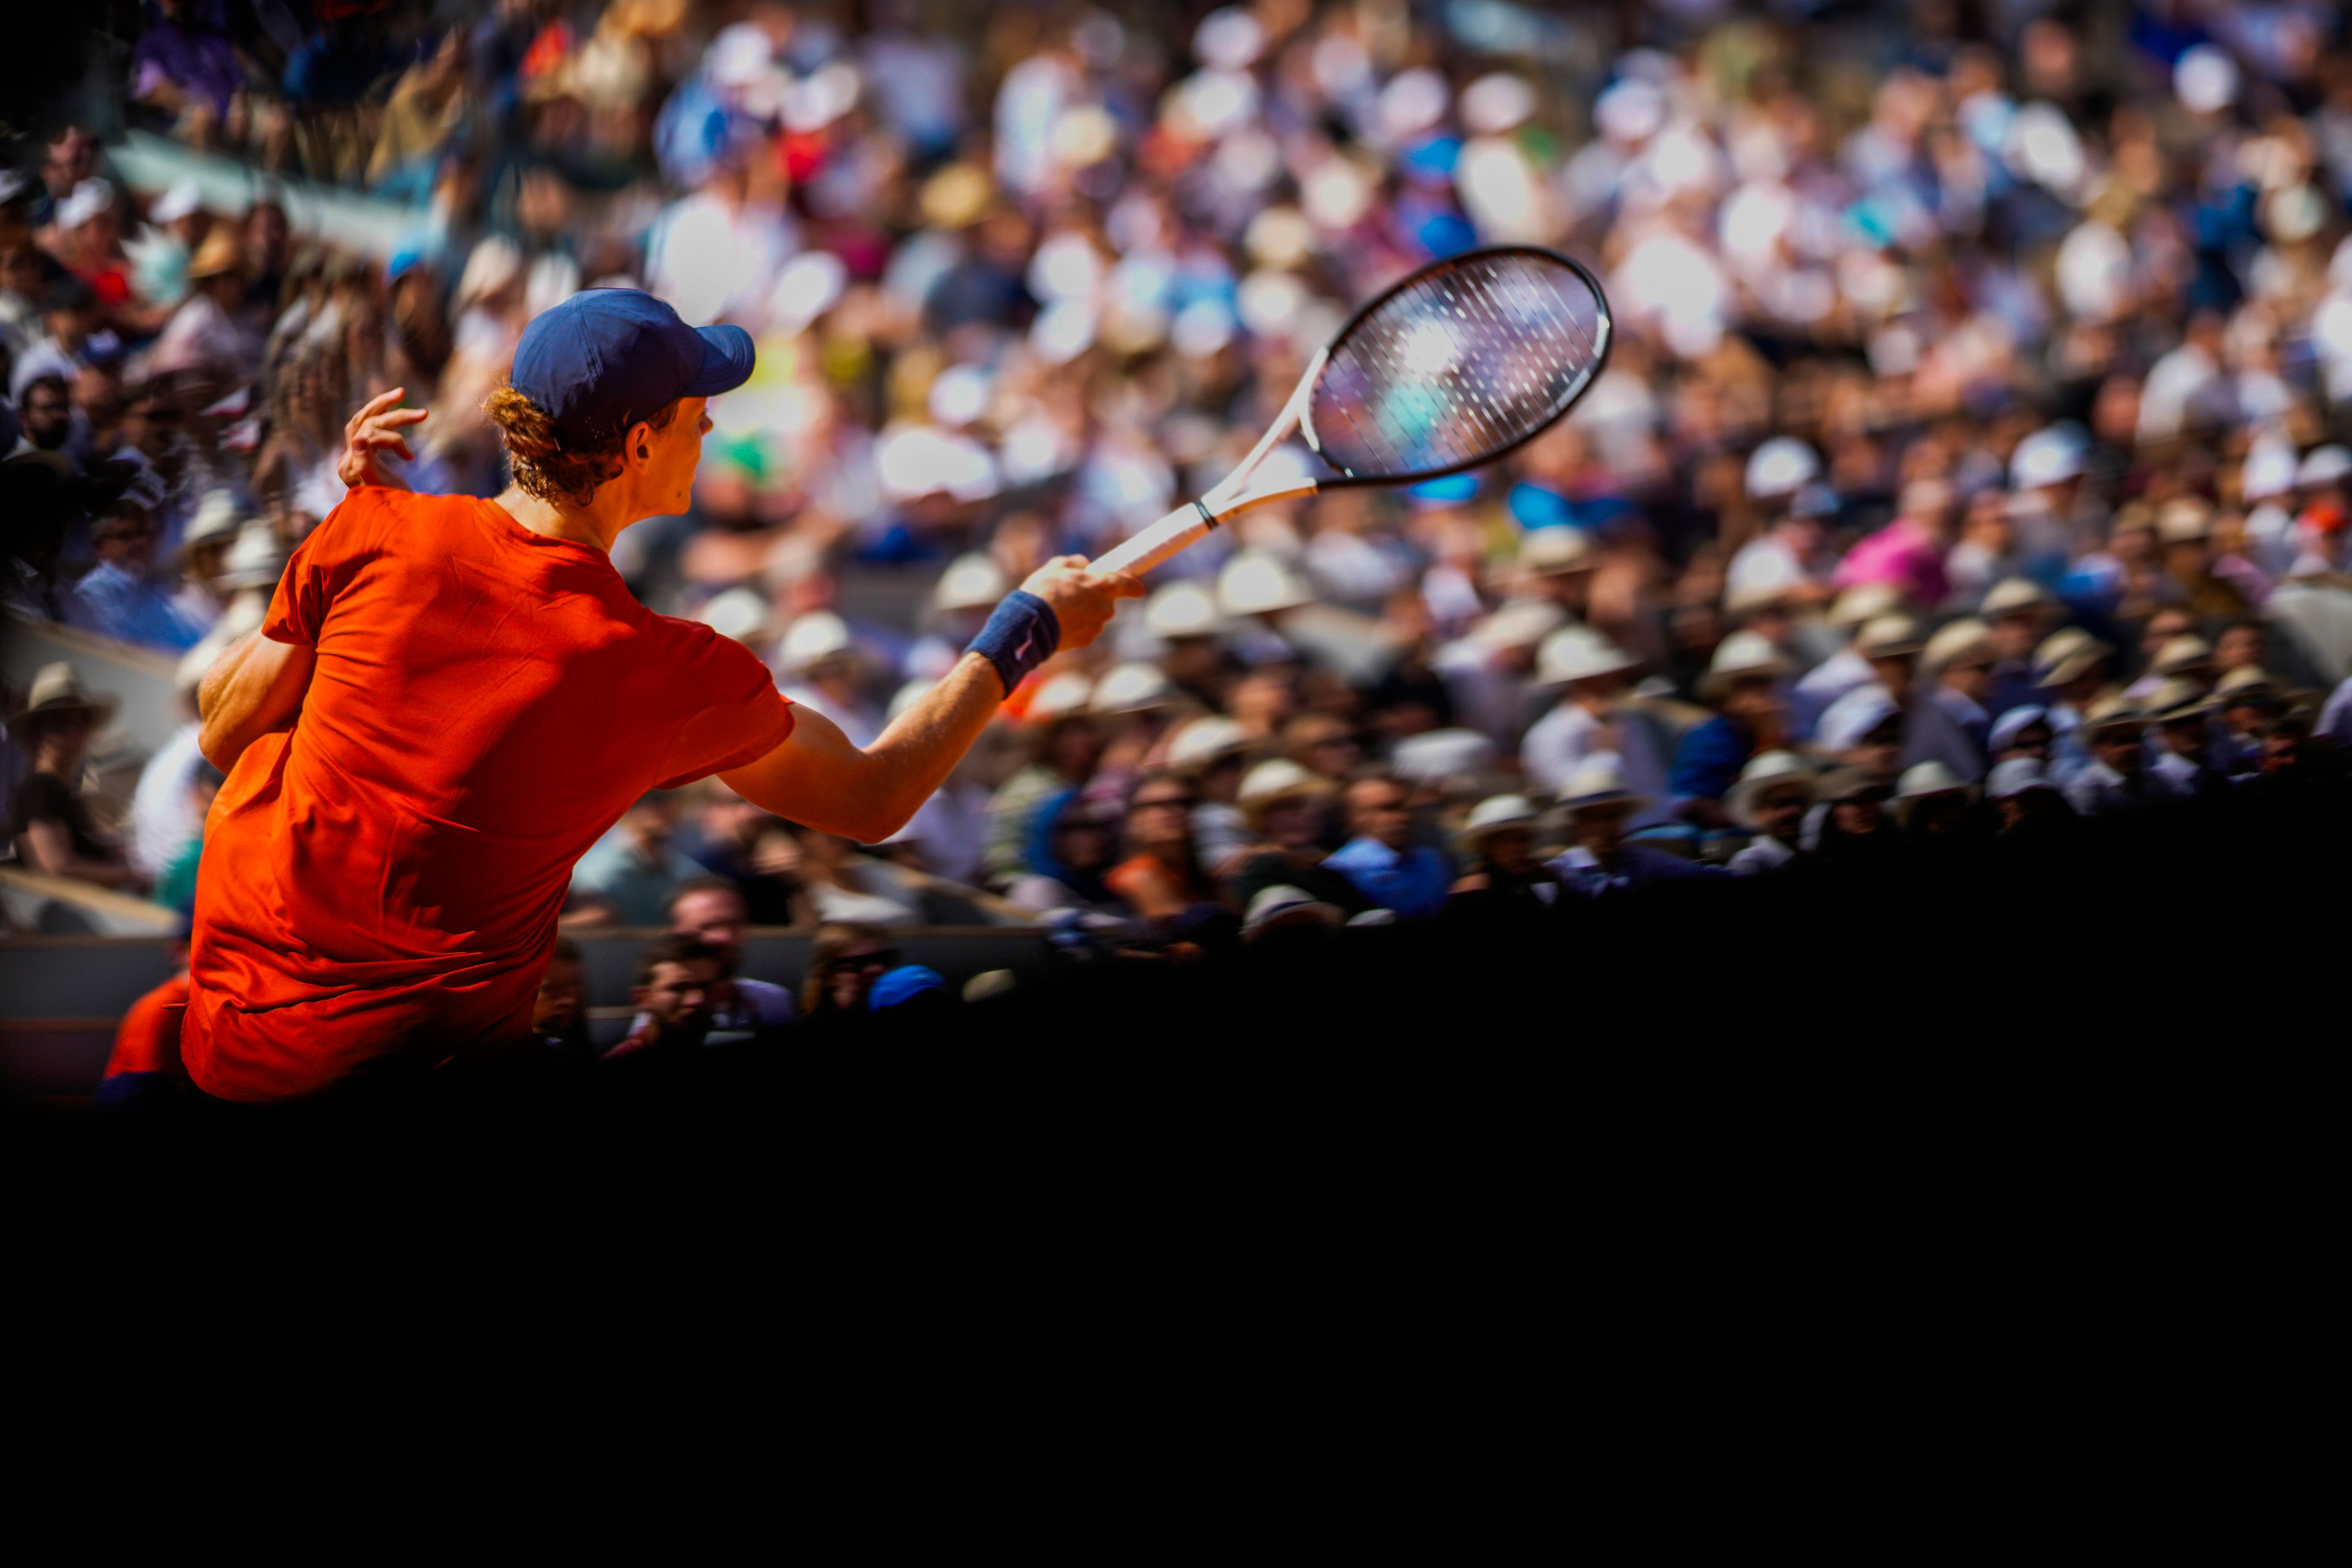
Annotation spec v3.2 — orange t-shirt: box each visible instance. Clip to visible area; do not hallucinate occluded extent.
[184,488,794,1102]
[105,973,190,1080]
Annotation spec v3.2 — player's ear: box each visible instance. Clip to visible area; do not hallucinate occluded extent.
[627,420,654,467]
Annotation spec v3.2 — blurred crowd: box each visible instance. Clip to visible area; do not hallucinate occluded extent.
[12,1,2352,1050]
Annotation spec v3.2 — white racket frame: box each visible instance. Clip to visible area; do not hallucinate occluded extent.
[1096,347,1331,578]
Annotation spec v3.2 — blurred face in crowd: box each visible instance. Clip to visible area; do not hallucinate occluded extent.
[1257,790,1327,853]
[1988,610,2041,663]
[245,202,289,272]
[635,956,718,1036]
[31,707,94,769]
[1831,789,1887,837]
[533,954,582,1036]
[2140,608,2193,658]
[1849,718,1904,782]
[622,794,680,853]
[2000,720,2052,763]
[1722,673,1781,726]
[2160,716,2208,762]
[1044,715,1103,782]
[94,508,160,572]
[1940,647,1994,705]
[1751,785,1809,843]
[2214,624,2263,673]
[670,885,749,963]
[1867,650,1917,704]
[1481,824,1537,876]
[1570,799,1630,858]
[824,942,895,1012]
[1288,715,1359,779]
[1161,631,1221,685]
[120,394,183,461]
[2092,723,2143,776]
[1051,812,1114,873]
[2223,697,2269,736]
[20,378,72,448]
[1126,779,1196,857]
[0,246,40,301]
[1346,778,1414,851]
[2260,728,2302,774]
[1908,793,1969,837]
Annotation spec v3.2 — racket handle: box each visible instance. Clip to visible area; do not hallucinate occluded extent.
[1095,503,1216,578]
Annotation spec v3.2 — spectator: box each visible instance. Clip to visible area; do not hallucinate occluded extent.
[2211,668,2281,778]
[979,678,1102,889]
[606,933,723,1058]
[568,791,701,926]
[1893,762,1975,848]
[69,494,205,651]
[1005,790,1123,918]
[1987,758,2075,839]
[1807,767,1902,869]
[2064,699,2160,816]
[1520,627,1669,818]
[797,922,897,1025]
[1106,769,1221,926]
[1325,773,1453,919]
[1904,619,1997,782]
[663,876,795,1030]
[150,762,222,913]
[9,663,138,889]
[533,935,595,1058]
[1446,793,1562,911]
[1979,579,2057,717]
[1725,752,1815,876]
[783,821,925,927]
[2147,683,2228,801]
[1670,631,1790,821]
[1549,756,1717,896]
[1988,706,2054,769]
[146,228,262,384]
[1221,758,1370,920]
[2034,630,2115,788]
[1164,714,1254,869]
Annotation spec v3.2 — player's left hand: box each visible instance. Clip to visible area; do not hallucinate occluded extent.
[1019,556,1145,652]
[339,387,429,492]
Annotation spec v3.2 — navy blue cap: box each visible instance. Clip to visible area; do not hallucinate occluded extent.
[510,289,755,445]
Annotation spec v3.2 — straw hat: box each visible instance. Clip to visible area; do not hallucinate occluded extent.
[1535,625,1638,687]
[2148,679,2217,723]
[932,552,1008,614]
[1558,754,1648,815]
[12,662,116,728]
[1218,549,1314,616]
[1828,581,1904,631]
[214,521,289,591]
[178,488,247,558]
[1853,613,1924,660]
[1895,760,1970,800]
[1390,727,1496,785]
[1519,525,1597,575]
[2156,496,2214,544]
[1920,617,1992,675]
[1453,793,1540,851]
[1026,671,1096,722]
[2032,628,2111,687]
[1979,577,2054,620]
[1471,597,1567,652]
[1700,629,1789,698]
[1090,662,1175,715]
[777,610,855,674]
[186,225,244,281]
[2214,666,2279,703]
[1243,883,1344,935]
[2081,695,2147,737]
[1725,750,1815,828]
[1815,766,1890,805]
[2149,635,2213,678]
[1238,758,1332,821]
[1166,715,1250,772]
[1145,580,1225,641]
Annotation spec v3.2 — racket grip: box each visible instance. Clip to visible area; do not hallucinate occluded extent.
[1095,503,1215,578]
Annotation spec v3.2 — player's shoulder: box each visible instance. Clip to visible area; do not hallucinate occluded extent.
[644,609,776,680]
[315,484,479,547]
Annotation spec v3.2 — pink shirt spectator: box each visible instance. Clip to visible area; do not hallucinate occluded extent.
[1834,516,1950,608]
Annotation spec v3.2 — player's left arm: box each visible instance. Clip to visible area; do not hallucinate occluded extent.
[198,630,315,773]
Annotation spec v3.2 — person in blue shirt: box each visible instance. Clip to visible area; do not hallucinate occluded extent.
[1324,775,1452,919]
[68,499,205,652]
[1670,631,1790,823]
[1548,756,1722,896]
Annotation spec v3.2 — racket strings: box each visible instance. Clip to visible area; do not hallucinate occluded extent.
[1313,252,1607,480]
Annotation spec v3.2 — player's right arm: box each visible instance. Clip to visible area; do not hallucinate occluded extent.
[198,630,315,773]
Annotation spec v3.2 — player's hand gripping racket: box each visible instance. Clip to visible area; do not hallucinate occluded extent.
[1096,246,1613,578]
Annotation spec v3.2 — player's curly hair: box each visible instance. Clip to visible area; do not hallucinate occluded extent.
[482,384,680,508]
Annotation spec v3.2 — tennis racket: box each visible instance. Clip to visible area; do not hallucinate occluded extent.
[1095,245,1613,578]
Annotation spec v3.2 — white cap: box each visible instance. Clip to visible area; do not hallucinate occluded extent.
[2010,424,2088,489]
[1167,715,1249,771]
[1145,579,1226,640]
[2175,43,2238,116]
[707,22,775,88]
[1744,437,1820,502]
[1218,549,1314,617]
[694,586,771,646]
[150,179,203,227]
[1238,757,1327,808]
[1559,753,1648,813]
[1456,792,1539,848]
[1986,758,2052,800]
[1461,73,1536,136]
[777,610,854,673]
[1390,727,1496,784]
[932,552,1008,614]
[2242,435,2298,502]
[2298,444,2352,488]
[1536,625,1638,687]
[1896,760,1969,799]
[1471,597,1567,652]
[1520,525,1596,574]
[1027,671,1095,720]
[1243,883,1342,934]
[57,178,114,230]
[1090,661,1175,715]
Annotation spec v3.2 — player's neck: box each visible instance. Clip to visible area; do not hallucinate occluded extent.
[494,484,631,556]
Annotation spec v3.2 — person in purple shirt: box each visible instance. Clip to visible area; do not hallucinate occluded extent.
[129,0,246,132]
[1323,775,1452,920]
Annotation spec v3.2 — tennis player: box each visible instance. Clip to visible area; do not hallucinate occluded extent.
[186,288,1139,1101]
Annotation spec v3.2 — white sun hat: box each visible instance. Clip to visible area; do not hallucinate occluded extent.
[1744,437,1820,502]
[1090,662,1175,715]
[1218,549,1315,616]
[932,552,1009,614]
[777,610,855,673]
[1145,579,1226,640]
[1535,625,1638,687]
[1167,714,1250,771]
